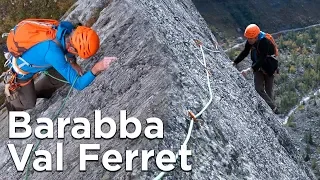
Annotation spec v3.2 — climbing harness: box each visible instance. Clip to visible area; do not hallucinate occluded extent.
[1,70,36,98]
[0,49,67,100]
[1,70,67,102]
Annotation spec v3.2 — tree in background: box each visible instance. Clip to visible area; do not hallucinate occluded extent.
[316,38,320,54]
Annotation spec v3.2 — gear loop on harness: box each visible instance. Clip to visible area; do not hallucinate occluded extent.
[2,69,39,97]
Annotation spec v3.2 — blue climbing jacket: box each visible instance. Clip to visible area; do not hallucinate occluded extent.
[9,21,95,90]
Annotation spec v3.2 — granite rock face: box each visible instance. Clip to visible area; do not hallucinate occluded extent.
[285,95,320,179]
[0,0,316,179]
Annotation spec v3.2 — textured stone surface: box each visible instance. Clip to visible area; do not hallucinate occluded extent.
[285,95,320,179]
[0,0,316,179]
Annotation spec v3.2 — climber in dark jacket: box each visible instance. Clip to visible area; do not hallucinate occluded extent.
[233,24,279,114]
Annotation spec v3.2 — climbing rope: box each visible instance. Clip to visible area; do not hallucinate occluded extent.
[149,5,221,177]
[203,46,220,53]
[42,71,69,83]
[153,40,215,180]
[24,63,89,180]
[24,77,77,180]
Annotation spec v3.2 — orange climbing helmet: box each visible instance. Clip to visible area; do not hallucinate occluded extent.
[70,26,100,59]
[244,24,260,39]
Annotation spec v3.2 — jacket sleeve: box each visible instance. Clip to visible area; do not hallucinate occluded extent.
[233,41,251,64]
[252,38,269,72]
[45,42,95,90]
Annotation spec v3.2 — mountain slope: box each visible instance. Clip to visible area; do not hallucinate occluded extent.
[192,0,320,43]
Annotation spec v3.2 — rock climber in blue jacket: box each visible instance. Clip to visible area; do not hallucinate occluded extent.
[4,20,116,111]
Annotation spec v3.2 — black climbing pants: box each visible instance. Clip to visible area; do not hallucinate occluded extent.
[254,70,276,110]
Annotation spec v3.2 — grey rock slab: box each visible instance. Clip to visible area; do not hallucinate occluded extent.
[0,0,316,180]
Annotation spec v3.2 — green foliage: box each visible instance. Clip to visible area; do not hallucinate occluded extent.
[315,56,320,72]
[311,159,318,170]
[279,91,299,113]
[305,129,314,145]
[291,50,298,62]
[296,34,304,47]
[226,49,241,61]
[297,82,308,94]
[316,38,320,54]
[224,2,259,28]
[0,0,76,34]
[298,105,305,111]
[276,73,288,84]
[288,65,296,73]
[277,36,285,50]
[209,25,218,34]
[272,26,320,114]
[308,27,317,41]
[285,115,296,128]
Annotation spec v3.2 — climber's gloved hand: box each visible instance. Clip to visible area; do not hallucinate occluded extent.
[241,67,252,77]
[91,56,117,76]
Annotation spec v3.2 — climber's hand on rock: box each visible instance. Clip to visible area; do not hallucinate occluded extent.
[91,56,117,75]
